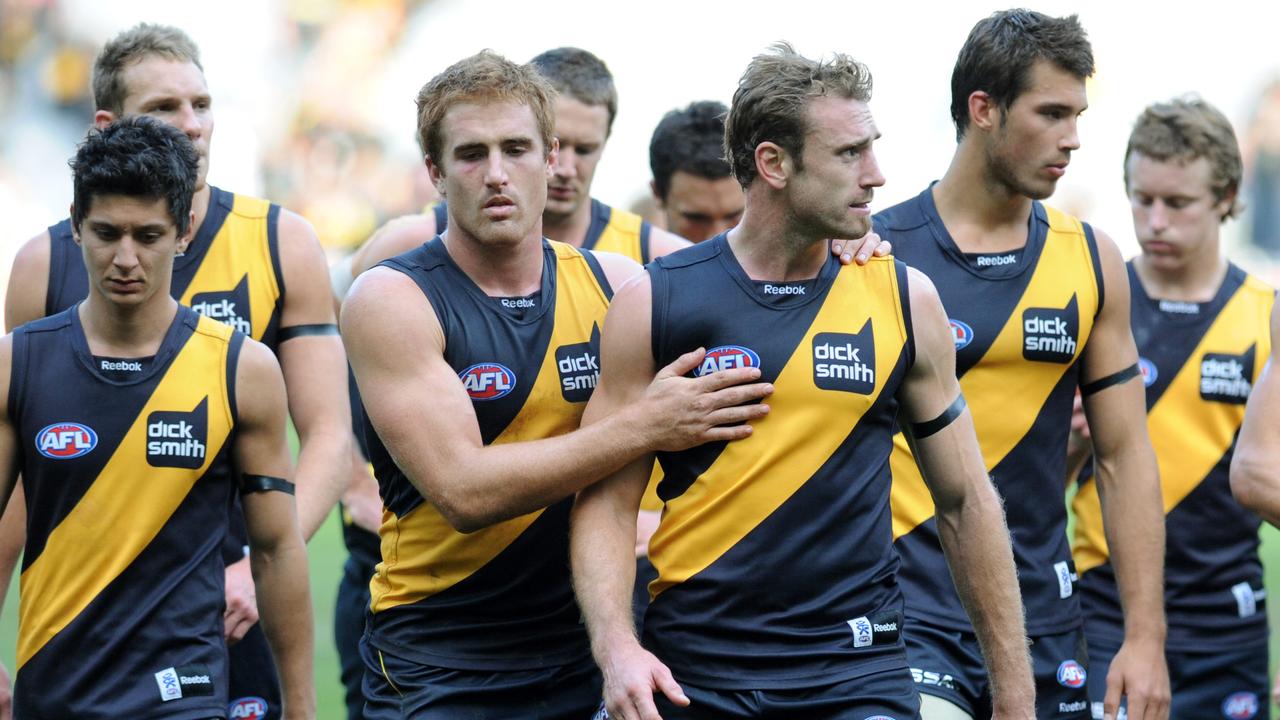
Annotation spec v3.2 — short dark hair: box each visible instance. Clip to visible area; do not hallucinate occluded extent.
[950,9,1094,141]
[93,23,203,115]
[725,42,873,189]
[1125,96,1244,221]
[649,101,732,200]
[529,47,618,134]
[71,117,200,237]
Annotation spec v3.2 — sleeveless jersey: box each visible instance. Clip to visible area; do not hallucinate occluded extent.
[1072,262,1273,651]
[434,198,653,264]
[876,187,1104,635]
[643,234,915,690]
[10,306,241,718]
[364,238,612,670]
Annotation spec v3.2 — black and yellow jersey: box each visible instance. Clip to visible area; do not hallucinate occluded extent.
[47,185,286,350]
[1073,262,1273,651]
[642,234,915,690]
[10,305,242,718]
[876,187,1103,636]
[434,198,653,265]
[363,238,611,670]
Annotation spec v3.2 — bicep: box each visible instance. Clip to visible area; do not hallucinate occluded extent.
[232,340,292,479]
[6,233,51,332]
[277,210,339,327]
[582,274,654,425]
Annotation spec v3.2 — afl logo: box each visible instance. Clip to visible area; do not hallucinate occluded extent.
[36,422,98,459]
[1222,692,1259,719]
[1056,659,1086,688]
[949,319,974,350]
[696,345,761,376]
[459,363,516,401]
[229,696,269,719]
[1138,357,1158,387]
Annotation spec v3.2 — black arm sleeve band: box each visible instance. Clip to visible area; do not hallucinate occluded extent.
[240,474,296,495]
[910,394,967,439]
[1080,363,1140,397]
[277,323,339,342]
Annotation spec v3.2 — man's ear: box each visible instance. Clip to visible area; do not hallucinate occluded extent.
[967,91,999,134]
[650,179,666,209]
[69,204,81,244]
[754,142,791,190]
[93,109,117,130]
[176,210,196,254]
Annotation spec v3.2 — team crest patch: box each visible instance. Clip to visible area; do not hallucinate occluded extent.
[1222,691,1259,719]
[813,319,876,394]
[1200,346,1255,405]
[555,324,601,403]
[1138,357,1158,387]
[1022,294,1080,364]
[1056,659,1086,688]
[459,363,517,401]
[190,275,252,335]
[35,422,97,459]
[147,397,209,469]
[229,696,270,719]
[950,319,974,350]
[695,345,760,376]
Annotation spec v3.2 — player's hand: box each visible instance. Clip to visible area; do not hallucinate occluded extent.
[599,640,689,720]
[640,348,773,452]
[1103,637,1170,720]
[990,691,1036,720]
[342,480,383,535]
[830,232,891,265]
[224,556,260,644]
[0,660,12,720]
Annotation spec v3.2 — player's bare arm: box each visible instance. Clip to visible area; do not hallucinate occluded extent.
[0,334,20,720]
[1231,303,1280,526]
[571,273,690,720]
[233,337,315,720]
[897,268,1035,719]
[645,226,693,258]
[343,266,771,534]
[1077,228,1170,720]
[350,212,438,278]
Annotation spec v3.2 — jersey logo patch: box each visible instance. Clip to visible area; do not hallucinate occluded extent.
[1056,659,1086,688]
[190,275,252,335]
[1222,691,1259,719]
[146,397,209,468]
[950,319,974,350]
[813,320,875,394]
[459,363,516,401]
[35,422,97,459]
[229,696,270,719]
[1138,357,1158,387]
[846,610,900,648]
[1022,294,1079,363]
[556,324,601,403]
[695,345,760,376]
[1200,346,1255,405]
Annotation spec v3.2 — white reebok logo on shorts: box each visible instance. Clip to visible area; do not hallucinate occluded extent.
[155,667,182,701]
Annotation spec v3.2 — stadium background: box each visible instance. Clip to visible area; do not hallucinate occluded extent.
[1,0,1279,716]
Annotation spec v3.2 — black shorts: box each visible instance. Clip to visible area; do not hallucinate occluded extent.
[1086,637,1270,720]
[360,636,601,720]
[639,667,920,720]
[904,618,1090,718]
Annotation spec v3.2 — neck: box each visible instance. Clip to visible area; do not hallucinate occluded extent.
[541,200,593,247]
[441,225,545,297]
[79,292,179,357]
[727,192,829,281]
[933,141,1035,250]
[1133,244,1228,302]
[191,184,212,237]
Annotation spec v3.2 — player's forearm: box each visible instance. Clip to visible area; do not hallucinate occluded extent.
[571,484,644,664]
[0,487,25,617]
[1230,451,1280,526]
[293,423,351,540]
[1096,444,1167,641]
[936,481,1033,710]
[250,535,316,718]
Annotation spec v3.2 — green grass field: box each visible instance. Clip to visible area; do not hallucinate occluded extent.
[0,512,1275,718]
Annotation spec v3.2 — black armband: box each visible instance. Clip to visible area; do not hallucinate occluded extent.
[240,474,296,495]
[277,323,339,342]
[910,394,967,439]
[1080,363,1140,397]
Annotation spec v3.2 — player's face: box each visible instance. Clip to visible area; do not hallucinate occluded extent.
[787,95,884,241]
[545,96,609,222]
[985,60,1086,200]
[74,194,192,308]
[659,172,744,243]
[429,99,554,248]
[112,58,214,191]
[1128,152,1230,272]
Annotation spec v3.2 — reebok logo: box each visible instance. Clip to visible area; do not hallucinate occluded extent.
[1022,295,1080,363]
[762,283,806,296]
[500,297,536,309]
[100,359,143,372]
[146,397,209,469]
[1200,347,1255,404]
[975,253,1018,267]
[846,610,901,648]
[1059,700,1088,713]
[1159,299,1199,314]
[190,275,252,335]
[555,324,601,403]
[813,321,875,394]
